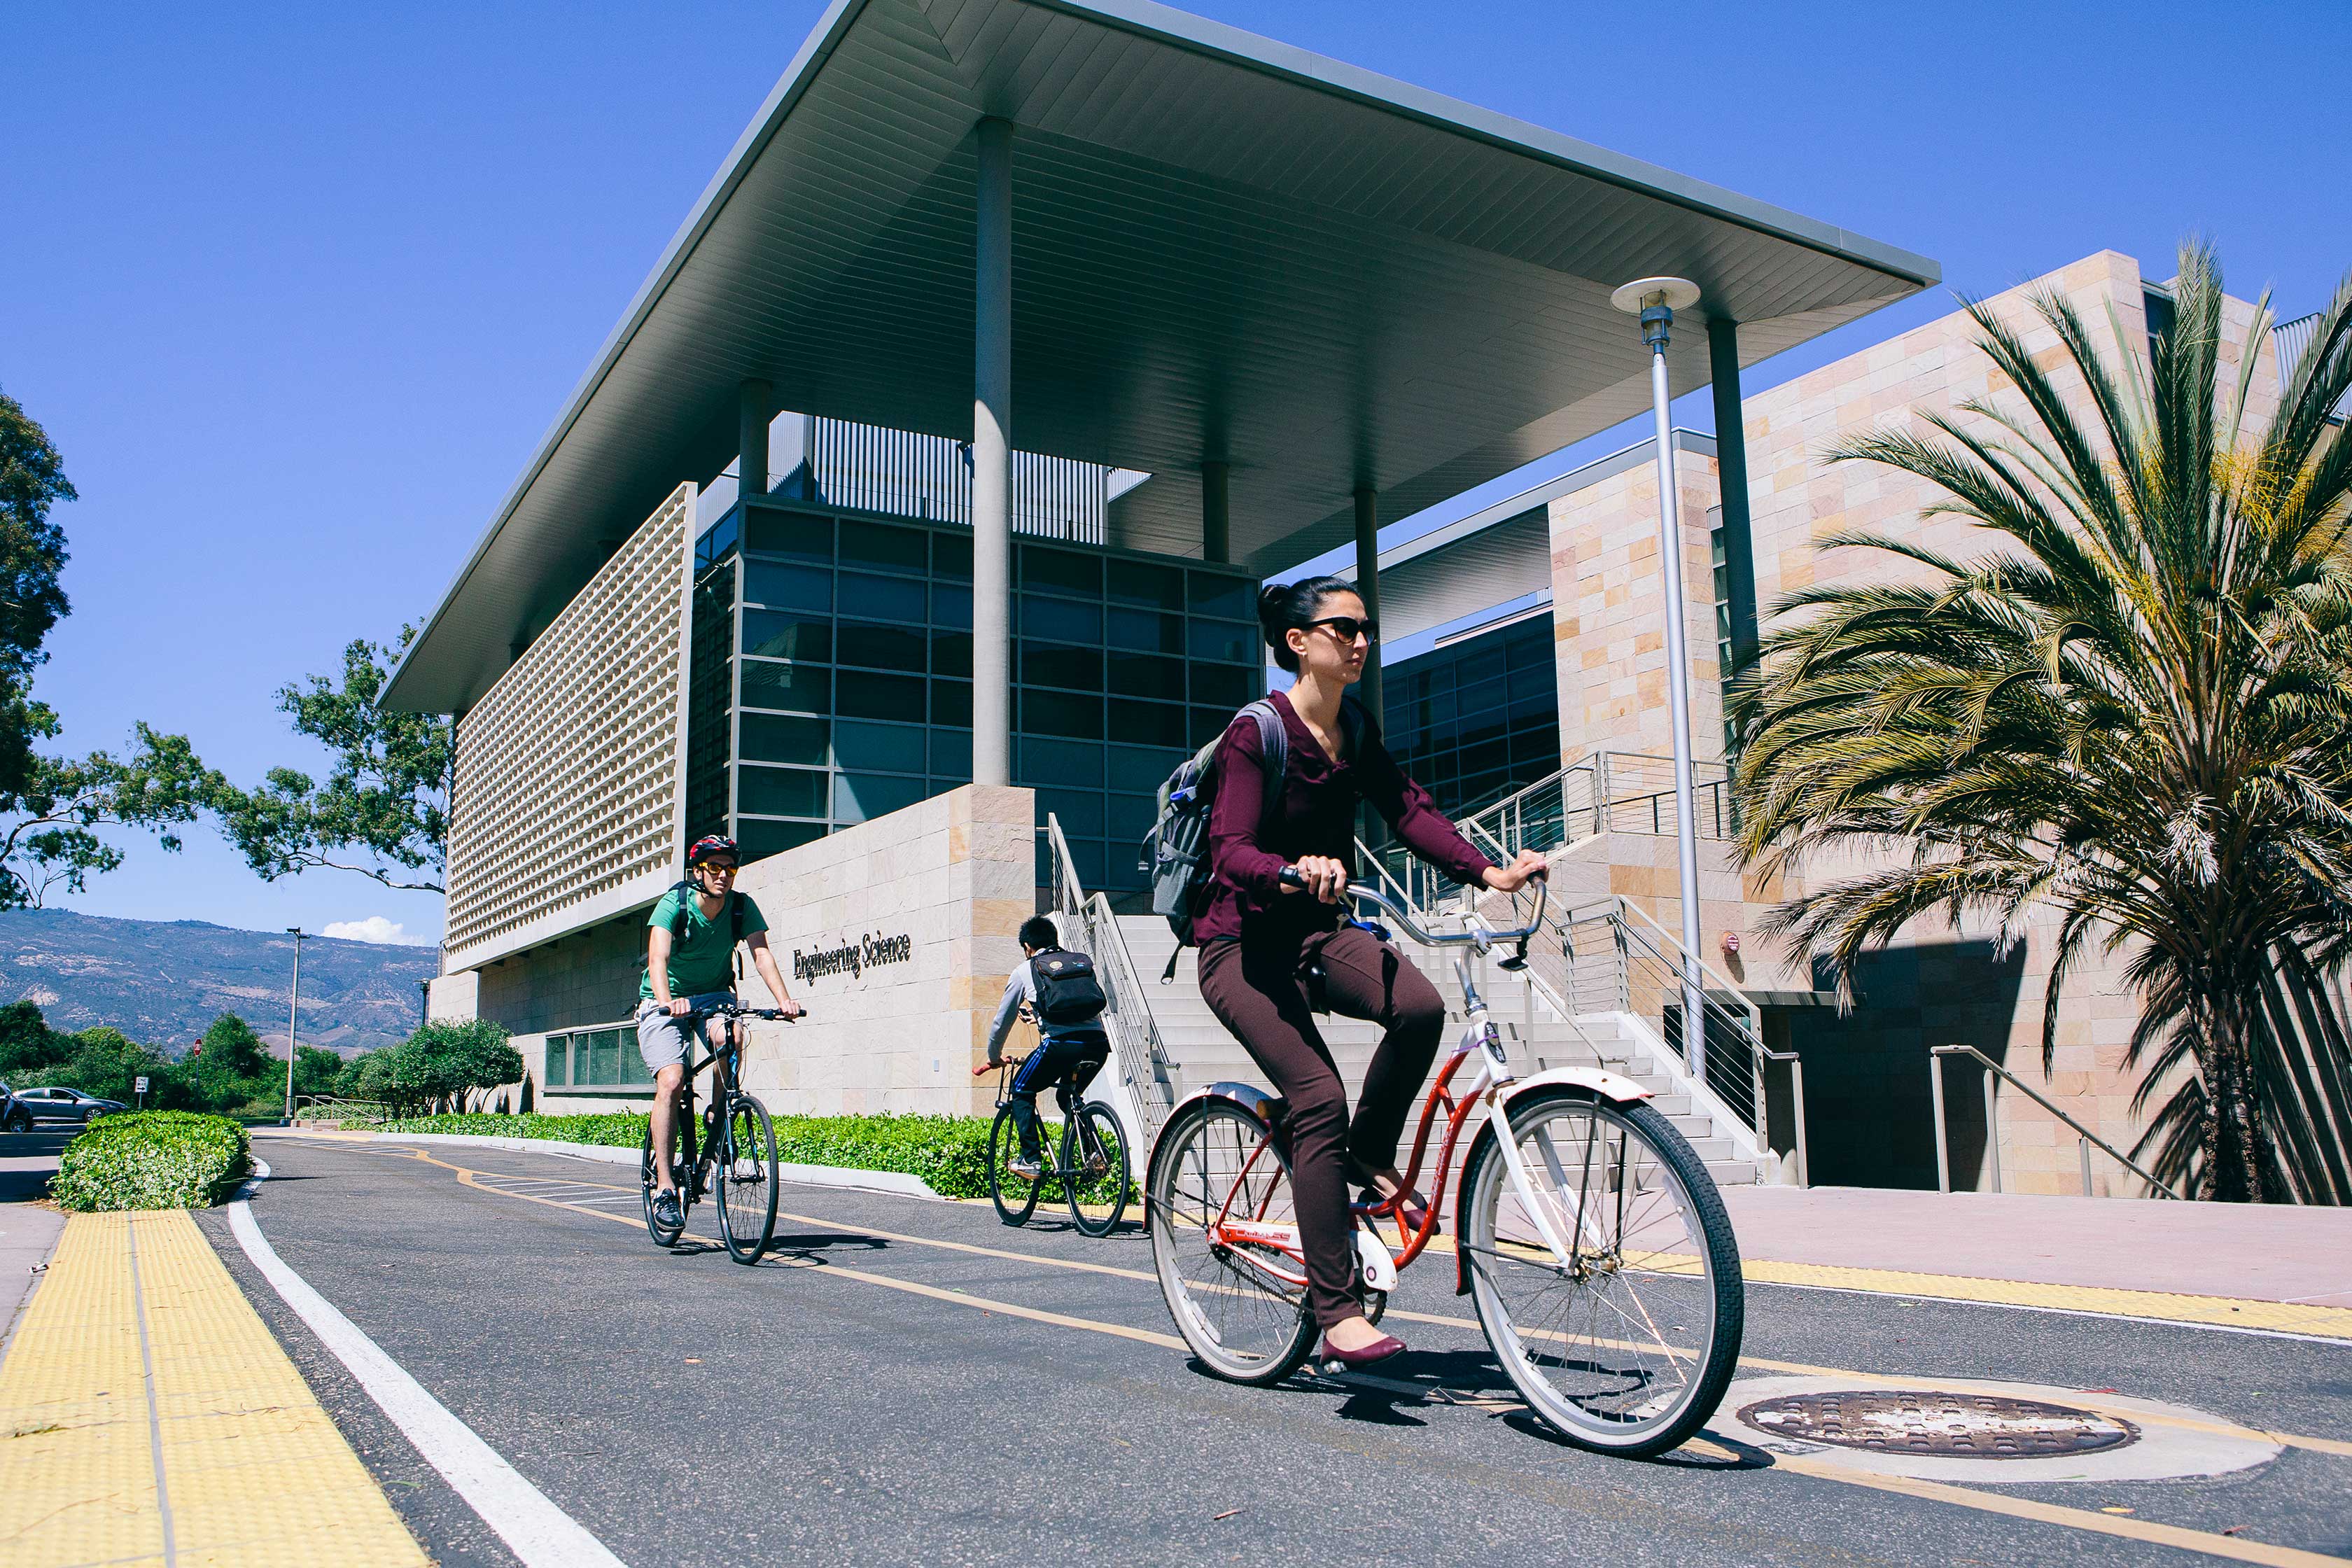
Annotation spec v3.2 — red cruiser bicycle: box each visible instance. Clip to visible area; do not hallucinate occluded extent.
[1145,874,1744,1457]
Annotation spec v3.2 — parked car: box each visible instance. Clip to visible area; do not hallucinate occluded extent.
[0,1083,29,1133]
[7,1085,126,1126]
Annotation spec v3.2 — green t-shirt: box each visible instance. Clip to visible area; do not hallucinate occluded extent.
[640,888,769,1002]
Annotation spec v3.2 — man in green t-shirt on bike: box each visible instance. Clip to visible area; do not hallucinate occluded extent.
[639,834,804,1231]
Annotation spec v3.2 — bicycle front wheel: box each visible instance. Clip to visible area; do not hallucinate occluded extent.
[988,1105,1041,1226]
[716,1095,779,1264]
[1462,1089,1742,1457]
[1066,1102,1130,1238]
[1147,1099,1316,1385]
[640,1126,682,1248]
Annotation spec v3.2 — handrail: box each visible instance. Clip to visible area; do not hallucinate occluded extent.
[1042,814,1175,1154]
[1610,895,1757,1026]
[1929,1043,2183,1200]
[1754,1046,1809,1187]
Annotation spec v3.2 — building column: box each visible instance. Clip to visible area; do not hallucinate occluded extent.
[1352,484,1381,725]
[739,378,773,503]
[972,117,1014,787]
[1200,461,1230,564]
[1706,318,1759,675]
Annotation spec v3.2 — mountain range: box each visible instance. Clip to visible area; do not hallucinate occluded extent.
[0,908,440,1056]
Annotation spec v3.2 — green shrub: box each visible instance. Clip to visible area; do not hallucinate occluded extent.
[51,1111,251,1212]
[374,1110,1012,1198]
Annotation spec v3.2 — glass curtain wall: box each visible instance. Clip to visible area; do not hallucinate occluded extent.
[1381,615,1560,818]
[688,500,1263,896]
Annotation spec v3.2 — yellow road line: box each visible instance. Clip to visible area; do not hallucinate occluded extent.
[0,1210,428,1568]
[409,1147,2349,1565]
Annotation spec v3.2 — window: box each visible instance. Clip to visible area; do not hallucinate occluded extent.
[543,1039,568,1087]
[739,713,829,766]
[836,669,927,721]
[742,561,831,612]
[738,764,827,818]
[739,662,830,715]
[742,611,830,663]
[841,519,929,573]
[1382,616,1560,814]
[836,622,927,673]
[839,572,925,623]
[743,509,833,561]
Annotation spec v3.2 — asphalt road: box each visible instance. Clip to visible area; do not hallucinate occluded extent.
[200,1134,2352,1567]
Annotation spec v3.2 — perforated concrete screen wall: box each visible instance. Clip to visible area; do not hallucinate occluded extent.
[442,484,696,963]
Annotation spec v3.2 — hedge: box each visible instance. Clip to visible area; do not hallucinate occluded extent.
[372,1110,1128,1203]
[52,1111,252,1212]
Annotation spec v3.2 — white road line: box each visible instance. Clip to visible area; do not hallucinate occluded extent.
[228,1161,629,1568]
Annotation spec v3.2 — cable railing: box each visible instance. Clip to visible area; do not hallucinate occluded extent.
[1929,1043,2183,1200]
[1450,750,1736,865]
[1042,815,1180,1153]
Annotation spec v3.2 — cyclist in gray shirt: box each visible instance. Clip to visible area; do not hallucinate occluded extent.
[986,916,1110,1177]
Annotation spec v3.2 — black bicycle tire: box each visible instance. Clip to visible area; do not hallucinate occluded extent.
[1462,1090,1743,1458]
[1066,1102,1130,1237]
[716,1094,780,1264]
[640,1126,683,1248]
[988,1104,1042,1226]
[1147,1100,1318,1386]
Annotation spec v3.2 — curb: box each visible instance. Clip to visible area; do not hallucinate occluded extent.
[340,1130,946,1201]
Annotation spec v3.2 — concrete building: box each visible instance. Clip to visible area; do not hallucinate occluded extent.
[390,0,1937,1159]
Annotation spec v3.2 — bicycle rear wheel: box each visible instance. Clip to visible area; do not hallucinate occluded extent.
[640,1126,683,1248]
[1147,1100,1316,1385]
[717,1094,778,1264]
[1462,1089,1743,1457]
[1065,1102,1130,1238]
[988,1105,1041,1226]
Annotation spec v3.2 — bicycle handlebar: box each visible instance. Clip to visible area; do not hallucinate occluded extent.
[1276,865,1548,953]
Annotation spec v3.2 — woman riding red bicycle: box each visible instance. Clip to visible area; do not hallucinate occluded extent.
[1199,576,1546,1369]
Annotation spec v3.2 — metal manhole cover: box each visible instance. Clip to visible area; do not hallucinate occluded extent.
[1737,1390,2140,1458]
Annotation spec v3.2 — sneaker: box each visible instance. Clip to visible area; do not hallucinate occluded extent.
[652,1190,684,1228]
[1007,1156,1044,1180]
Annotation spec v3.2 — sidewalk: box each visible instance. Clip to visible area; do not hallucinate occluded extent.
[0,1207,428,1567]
[1721,1184,2352,1338]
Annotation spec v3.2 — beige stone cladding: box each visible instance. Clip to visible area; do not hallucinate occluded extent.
[1734,250,2283,1194]
[718,783,1035,1121]
[441,482,698,970]
[1548,435,1724,766]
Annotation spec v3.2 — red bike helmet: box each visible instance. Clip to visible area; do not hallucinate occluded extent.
[687,834,740,867]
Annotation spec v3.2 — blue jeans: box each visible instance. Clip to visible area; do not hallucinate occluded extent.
[1010,1032,1110,1158]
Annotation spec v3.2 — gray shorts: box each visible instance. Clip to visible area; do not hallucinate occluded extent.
[636,992,738,1074]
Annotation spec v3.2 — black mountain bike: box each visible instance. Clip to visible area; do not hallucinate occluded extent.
[640,1000,790,1263]
[977,1058,1130,1237]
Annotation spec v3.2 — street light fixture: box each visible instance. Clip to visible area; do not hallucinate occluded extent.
[1610,275,1708,1077]
[284,927,308,1123]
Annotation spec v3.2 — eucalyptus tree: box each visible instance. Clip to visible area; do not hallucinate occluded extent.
[1732,245,2352,1203]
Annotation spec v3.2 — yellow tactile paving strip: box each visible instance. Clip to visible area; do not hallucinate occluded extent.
[0,1209,428,1568]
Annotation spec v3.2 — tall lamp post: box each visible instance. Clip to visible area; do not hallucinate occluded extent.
[1610,276,1708,1076]
[284,927,308,1122]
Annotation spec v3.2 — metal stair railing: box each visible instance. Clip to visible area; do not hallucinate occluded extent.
[1929,1043,2183,1200]
[1451,750,1735,864]
[1042,814,1180,1152]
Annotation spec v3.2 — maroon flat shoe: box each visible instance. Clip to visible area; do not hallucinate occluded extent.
[1317,1331,1407,1371]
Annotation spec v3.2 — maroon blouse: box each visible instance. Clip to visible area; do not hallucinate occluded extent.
[1196,688,1493,946]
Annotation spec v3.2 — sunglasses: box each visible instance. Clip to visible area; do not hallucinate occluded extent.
[1306,615,1379,644]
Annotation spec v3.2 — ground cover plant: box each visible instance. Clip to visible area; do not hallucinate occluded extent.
[1733,244,2352,1202]
[370,1110,1128,1203]
[51,1110,251,1212]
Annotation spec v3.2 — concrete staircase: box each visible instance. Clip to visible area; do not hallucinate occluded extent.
[1115,916,1768,1189]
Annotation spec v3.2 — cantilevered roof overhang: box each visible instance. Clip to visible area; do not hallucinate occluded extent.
[388,0,1936,714]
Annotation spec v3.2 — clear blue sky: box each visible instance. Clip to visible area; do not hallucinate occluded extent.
[3,1,2342,945]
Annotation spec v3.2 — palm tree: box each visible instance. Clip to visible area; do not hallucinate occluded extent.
[1730,244,2352,1203]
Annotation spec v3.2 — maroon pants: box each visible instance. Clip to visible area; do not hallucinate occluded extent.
[1197,925,1448,1331]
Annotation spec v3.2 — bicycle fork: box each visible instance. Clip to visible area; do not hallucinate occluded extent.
[1453,955,1602,1272]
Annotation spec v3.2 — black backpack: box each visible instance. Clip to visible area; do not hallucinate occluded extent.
[1136,697,1362,979]
[1029,948,1107,1026]
[645,882,748,980]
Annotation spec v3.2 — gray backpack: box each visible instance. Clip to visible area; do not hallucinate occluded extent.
[1136,698,1359,981]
